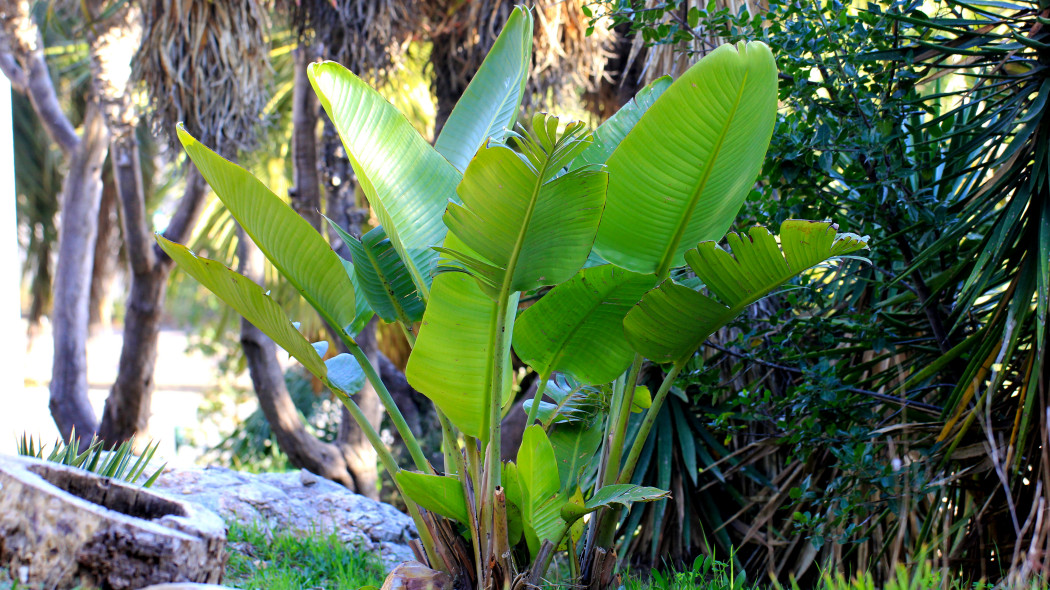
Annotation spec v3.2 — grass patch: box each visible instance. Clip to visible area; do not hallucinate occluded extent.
[223,522,385,590]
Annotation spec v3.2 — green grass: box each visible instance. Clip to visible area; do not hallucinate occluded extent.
[223,522,385,590]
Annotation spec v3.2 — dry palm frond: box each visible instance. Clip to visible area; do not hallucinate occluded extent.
[280,0,419,83]
[136,0,272,156]
[428,0,614,122]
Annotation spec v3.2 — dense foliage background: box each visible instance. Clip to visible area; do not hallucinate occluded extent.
[7,0,1049,586]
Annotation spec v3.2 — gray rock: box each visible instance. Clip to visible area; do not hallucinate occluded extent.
[0,455,226,590]
[153,466,416,569]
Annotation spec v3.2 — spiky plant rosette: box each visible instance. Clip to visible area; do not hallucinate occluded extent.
[135,0,272,156]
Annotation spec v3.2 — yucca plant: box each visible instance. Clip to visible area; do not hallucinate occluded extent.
[17,431,165,487]
[155,6,868,588]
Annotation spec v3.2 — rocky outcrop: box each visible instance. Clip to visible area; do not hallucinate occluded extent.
[152,466,417,569]
[0,455,227,590]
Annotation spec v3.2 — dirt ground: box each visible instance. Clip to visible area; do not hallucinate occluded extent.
[9,320,252,467]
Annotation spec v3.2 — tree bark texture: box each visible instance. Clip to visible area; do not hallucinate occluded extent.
[290,43,321,229]
[89,173,120,337]
[48,101,109,440]
[99,167,207,442]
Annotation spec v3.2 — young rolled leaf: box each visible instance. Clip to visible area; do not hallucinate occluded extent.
[434,5,532,172]
[309,61,461,299]
[594,41,779,276]
[406,234,518,440]
[157,236,326,379]
[624,221,869,362]
[443,114,608,293]
[395,471,470,525]
[329,220,425,325]
[570,76,672,170]
[177,126,357,332]
[513,265,655,385]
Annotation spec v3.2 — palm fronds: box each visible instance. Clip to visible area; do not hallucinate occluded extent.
[136,0,272,155]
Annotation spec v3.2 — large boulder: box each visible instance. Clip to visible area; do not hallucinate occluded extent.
[152,466,416,569]
[0,455,227,590]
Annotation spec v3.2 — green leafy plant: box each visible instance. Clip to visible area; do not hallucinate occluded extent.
[157,6,867,587]
[17,431,165,487]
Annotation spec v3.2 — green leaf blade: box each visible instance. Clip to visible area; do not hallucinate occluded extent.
[584,484,670,511]
[513,264,655,384]
[435,6,533,171]
[446,138,608,292]
[395,471,470,525]
[157,236,326,379]
[594,41,779,276]
[309,62,461,296]
[177,126,357,331]
[405,249,518,439]
[624,220,869,362]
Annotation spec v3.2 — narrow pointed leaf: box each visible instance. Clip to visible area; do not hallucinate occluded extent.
[435,6,533,171]
[157,236,325,378]
[395,471,470,525]
[624,221,869,362]
[309,62,460,297]
[571,76,672,170]
[594,41,779,276]
[513,265,655,384]
[583,484,670,511]
[178,126,356,331]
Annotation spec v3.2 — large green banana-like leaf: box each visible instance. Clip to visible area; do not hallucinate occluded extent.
[157,236,326,379]
[548,422,604,491]
[571,76,672,170]
[593,41,778,276]
[513,265,655,384]
[443,114,607,293]
[309,62,460,299]
[516,425,568,558]
[405,234,518,440]
[329,220,424,325]
[434,6,532,172]
[624,221,869,362]
[177,126,356,332]
[395,471,470,525]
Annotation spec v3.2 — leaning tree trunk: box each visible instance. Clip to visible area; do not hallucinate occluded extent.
[98,167,207,442]
[236,228,361,489]
[48,102,109,440]
[1,2,110,442]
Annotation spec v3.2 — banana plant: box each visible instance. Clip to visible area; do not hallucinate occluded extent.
[158,6,869,588]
